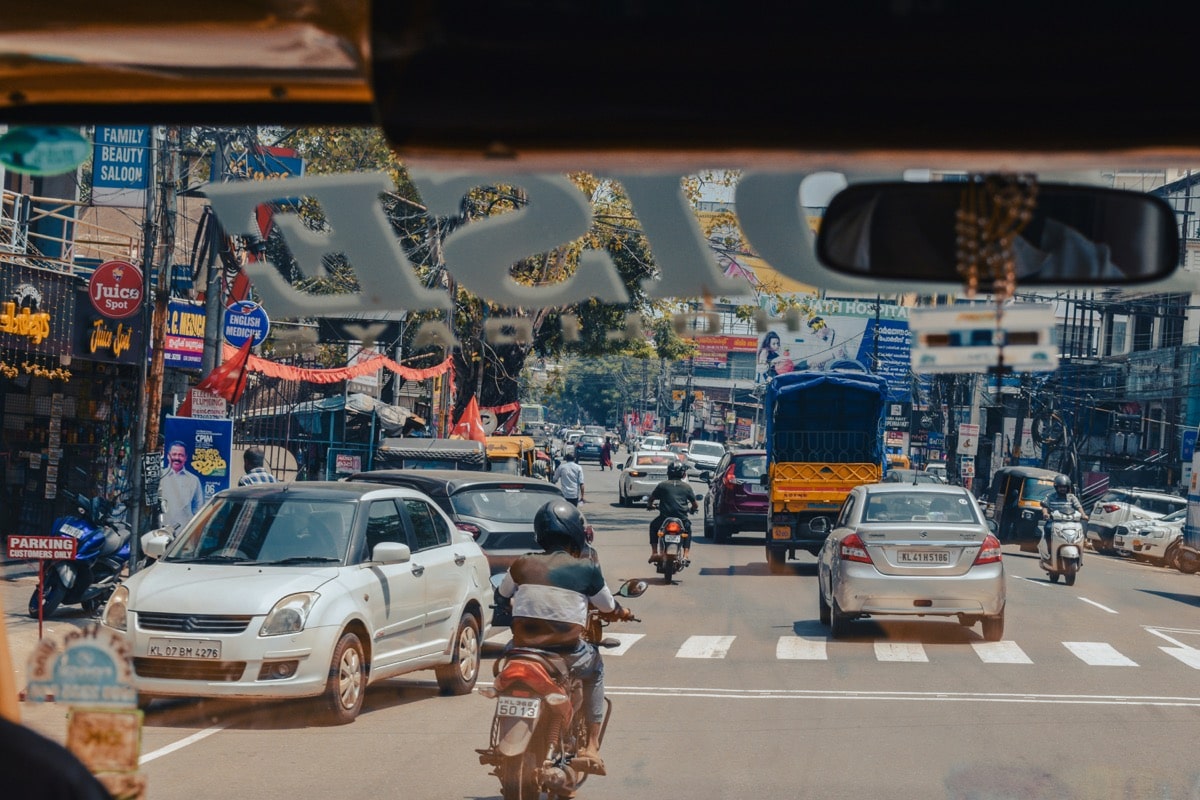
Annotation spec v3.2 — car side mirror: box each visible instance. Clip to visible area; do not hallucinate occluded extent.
[617,464,624,470]
[759,474,769,487]
[373,541,412,564]
[810,516,831,534]
[986,519,999,535]
[141,529,172,558]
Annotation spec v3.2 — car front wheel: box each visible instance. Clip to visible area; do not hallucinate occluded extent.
[322,631,366,724]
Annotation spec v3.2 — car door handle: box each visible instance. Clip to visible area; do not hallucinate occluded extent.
[411,564,425,577]
[454,553,467,566]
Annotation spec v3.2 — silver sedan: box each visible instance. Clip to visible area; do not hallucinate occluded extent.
[817,483,1006,641]
[618,451,674,506]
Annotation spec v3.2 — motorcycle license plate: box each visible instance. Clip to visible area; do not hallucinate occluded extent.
[663,534,682,544]
[496,696,541,718]
[147,638,222,659]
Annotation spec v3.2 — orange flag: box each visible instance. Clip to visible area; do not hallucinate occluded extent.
[454,396,488,444]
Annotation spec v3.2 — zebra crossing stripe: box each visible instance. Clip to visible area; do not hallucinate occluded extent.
[1063,642,1138,666]
[874,642,928,662]
[776,636,828,660]
[972,641,1033,664]
[677,635,736,659]
[1160,647,1200,669]
[600,633,644,656]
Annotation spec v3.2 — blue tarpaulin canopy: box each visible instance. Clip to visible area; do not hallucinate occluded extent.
[764,369,890,464]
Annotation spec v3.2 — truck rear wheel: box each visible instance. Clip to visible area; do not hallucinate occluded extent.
[766,548,787,574]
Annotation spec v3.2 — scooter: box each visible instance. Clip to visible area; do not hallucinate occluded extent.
[28,490,132,618]
[653,516,690,584]
[1039,508,1085,586]
[478,579,646,800]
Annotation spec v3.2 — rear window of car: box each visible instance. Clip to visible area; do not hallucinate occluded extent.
[450,488,560,522]
[690,442,725,457]
[636,454,672,466]
[864,493,979,524]
[733,455,767,479]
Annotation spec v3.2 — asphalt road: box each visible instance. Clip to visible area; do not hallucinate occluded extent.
[7,458,1200,799]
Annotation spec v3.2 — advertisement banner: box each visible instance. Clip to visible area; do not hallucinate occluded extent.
[753,297,911,401]
[690,334,759,368]
[162,417,234,522]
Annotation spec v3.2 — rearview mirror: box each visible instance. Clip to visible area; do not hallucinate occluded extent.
[617,579,648,598]
[816,180,1179,285]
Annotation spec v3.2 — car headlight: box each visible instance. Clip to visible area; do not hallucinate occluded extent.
[260,592,319,636]
[102,585,129,632]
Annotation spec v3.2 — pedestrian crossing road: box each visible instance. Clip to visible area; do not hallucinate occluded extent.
[486,629,1200,670]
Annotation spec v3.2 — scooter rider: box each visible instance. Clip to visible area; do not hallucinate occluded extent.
[496,499,634,776]
[647,460,698,565]
[1041,473,1087,543]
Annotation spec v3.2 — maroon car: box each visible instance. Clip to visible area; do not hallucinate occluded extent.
[703,449,768,542]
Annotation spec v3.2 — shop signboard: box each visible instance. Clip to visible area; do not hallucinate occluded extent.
[87,260,143,319]
[91,126,152,207]
[164,299,205,368]
[74,285,144,366]
[223,300,270,348]
[0,264,75,356]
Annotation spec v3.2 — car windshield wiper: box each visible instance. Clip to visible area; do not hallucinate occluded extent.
[167,554,255,564]
[258,556,342,565]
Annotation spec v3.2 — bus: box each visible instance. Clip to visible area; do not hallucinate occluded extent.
[518,404,548,432]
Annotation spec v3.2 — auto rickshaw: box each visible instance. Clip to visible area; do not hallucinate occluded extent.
[986,466,1060,548]
[485,435,537,476]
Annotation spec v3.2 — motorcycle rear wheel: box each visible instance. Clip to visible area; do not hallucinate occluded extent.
[662,557,676,584]
[499,746,541,800]
[28,580,67,619]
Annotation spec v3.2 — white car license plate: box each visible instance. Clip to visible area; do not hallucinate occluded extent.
[147,638,222,659]
[663,534,682,543]
[747,484,766,494]
[899,550,950,564]
[497,696,541,718]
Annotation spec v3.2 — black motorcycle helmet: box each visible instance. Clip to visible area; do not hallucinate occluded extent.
[1054,474,1071,494]
[667,461,686,480]
[534,499,589,555]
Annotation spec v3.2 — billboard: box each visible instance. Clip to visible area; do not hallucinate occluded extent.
[754,298,911,401]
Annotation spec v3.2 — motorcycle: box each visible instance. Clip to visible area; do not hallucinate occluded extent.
[1039,508,1085,586]
[28,490,132,618]
[478,578,647,800]
[653,516,690,584]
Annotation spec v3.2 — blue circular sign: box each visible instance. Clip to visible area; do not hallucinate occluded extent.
[223,301,270,347]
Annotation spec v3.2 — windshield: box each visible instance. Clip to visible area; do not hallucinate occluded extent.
[167,497,353,564]
[7,15,1200,800]
[449,488,558,522]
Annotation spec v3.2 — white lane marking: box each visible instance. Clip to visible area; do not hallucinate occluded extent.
[140,724,228,764]
[1144,626,1200,650]
[874,642,928,662]
[1161,647,1200,669]
[1017,577,1047,587]
[599,632,644,656]
[1063,641,1138,667]
[972,641,1033,664]
[1078,597,1119,614]
[676,635,736,659]
[604,686,1200,707]
[776,636,828,660]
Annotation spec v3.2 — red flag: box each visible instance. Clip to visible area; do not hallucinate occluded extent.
[453,396,487,444]
[179,337,255,417]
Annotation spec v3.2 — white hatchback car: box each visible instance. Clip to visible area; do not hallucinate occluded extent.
[102,481,492,724]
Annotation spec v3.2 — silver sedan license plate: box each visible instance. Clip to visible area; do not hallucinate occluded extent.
[147,638,222,659]
[497,696,541,718]
[899,550,950,564]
